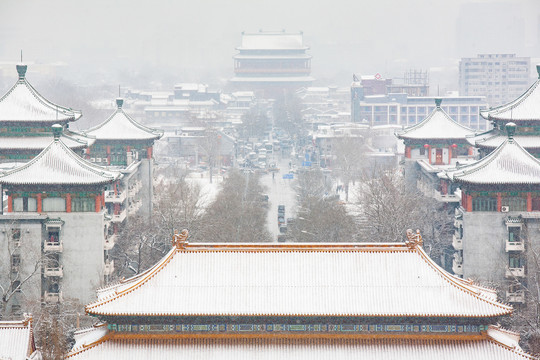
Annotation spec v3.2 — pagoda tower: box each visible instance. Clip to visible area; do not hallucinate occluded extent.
[440,123,540,304]
[65,230,536,359]
[0,125,121,312]
[83,98,162,221]
[396,98,476,203]
[0,63,93,162]
[469,65,540,157]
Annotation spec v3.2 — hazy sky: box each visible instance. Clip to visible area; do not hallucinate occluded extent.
[0,0,538,91]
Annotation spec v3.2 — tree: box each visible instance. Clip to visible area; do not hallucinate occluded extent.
[353,164,453,260]
[0,223,41,319]
[198,127,221,184]
[289,169,358,242]
[193,169,272,242]
[240,108,268,138]
[332,135,365,201]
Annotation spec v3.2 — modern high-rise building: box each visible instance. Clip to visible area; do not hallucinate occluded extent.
[230,30,314,97]
[459,54,530,107]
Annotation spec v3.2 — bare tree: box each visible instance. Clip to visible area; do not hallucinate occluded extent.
[198,127,221,184]
[193,169,272,242]
[332,135,365,201]
[354,165,453,258]
[0,223,41,319]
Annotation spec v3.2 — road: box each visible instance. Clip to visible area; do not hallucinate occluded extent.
[259,153,298,241]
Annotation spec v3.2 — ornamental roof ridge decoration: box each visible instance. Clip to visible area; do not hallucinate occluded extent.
[0,127,121,186]
[85,230,513,318]
[439,130,540,185]
[396,98,476,141]
[0,64,82,123]
[481,67,540,122]
[83,98,163,141]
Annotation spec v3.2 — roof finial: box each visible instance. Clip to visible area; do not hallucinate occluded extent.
[16,59,27,80]
[116,98,123,109]
[506,122,516,140]
[172,229,189,249]
[405,229,423,249]
[52,124,63,140]
[536,64,540,79]
[435,98,442,108]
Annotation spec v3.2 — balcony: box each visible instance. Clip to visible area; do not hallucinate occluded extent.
[104,260,114,276]
[452,233,463,250]
[44,266,63,277]
[506,267,525,278]
[104,190,127,204]
[506,240,525,252]
[452,254,463,276]
[111,209,127,223]
[104,234,117,251]
[44,241,63,252]
[506,290,526,304]
[44,291,62,303]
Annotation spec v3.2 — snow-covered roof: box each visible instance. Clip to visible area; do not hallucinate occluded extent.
[0,316,39,360]
[84,99,162,142]
[0,127,120,186]
[468,130,540,150]
[396,99,475,141]
[0,64,81,123]
[0,130,94,150]
[481,66,540,122]
[441,128,540,185]
[234,54,312,60]
[65,325,535,360]
[86,233,511,318]
[238,31,308,50]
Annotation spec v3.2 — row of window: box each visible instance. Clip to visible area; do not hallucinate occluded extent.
[12,197,95,212]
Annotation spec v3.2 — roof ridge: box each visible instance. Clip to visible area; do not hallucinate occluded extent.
[397,107,475,139]
[482,79,540,120]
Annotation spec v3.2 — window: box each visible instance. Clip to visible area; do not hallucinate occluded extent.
[42,197,66,212]
[72,197,94,212]
[502,197,527,212]
[509,254,523,268]
[509,228,520,243]
[472,196,497,211]
[11,280,21,293]
[11,254,21,273]
[13,197,37,212]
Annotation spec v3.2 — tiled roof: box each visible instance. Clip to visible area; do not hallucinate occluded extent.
[86,239,512,318]
[468,130,540,150]
[396,100,475,141]
[66,328,536,360]
[0,135,120,186]
[84,99,162,141]
[0,131,94,150]
[440,136,540,185]
[0,64,82,123]
[0,317,37,360]
[481,75,540,122]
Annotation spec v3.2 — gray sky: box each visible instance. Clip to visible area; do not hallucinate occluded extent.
[0,0,538,90]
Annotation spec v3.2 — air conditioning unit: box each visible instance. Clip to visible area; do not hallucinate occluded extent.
[501,206,510,213]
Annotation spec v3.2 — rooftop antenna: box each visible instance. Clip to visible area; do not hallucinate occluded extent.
[118,84,121,97]
[20,50,22,63]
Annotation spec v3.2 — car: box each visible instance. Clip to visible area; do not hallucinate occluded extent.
[279,226,288,234]
[277,235,288,242]
[278,205,285,213]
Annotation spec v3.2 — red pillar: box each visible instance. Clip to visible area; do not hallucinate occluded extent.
[427,146,432,164]
[441,180,448,195]
[66,194,72,213]
[37,194,42,213]
[147,146,152,159]
[466,194,473,212]
[405,146,411,159]
[7,195,12,213]
[448,146,452,164]
[497,192,502,212]
[106,146,111,165]
[528,192,532,212]
[95,194,101,212]
[101,191,105,207]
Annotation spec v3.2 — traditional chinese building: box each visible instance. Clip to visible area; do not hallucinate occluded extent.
[230,30,314,97]
[83,98,162,221]
[0,63,93,162]
[440,123,540,304]
[0,314,40,359]
[469,65,540,157]
[396,98,477,204]
[0,125,121,311]
[65,230,536,359]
